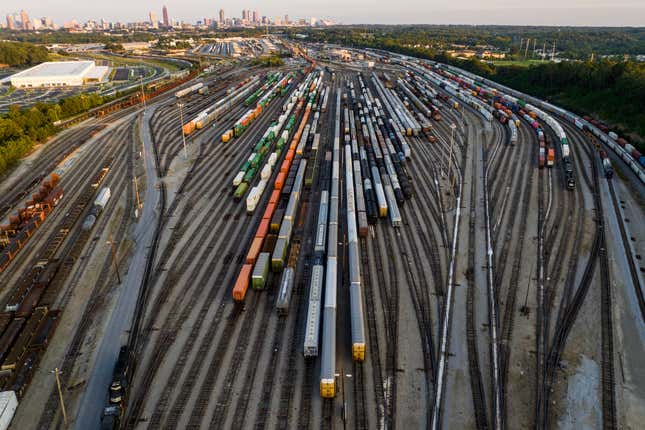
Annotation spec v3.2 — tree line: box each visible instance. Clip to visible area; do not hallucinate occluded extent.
[0,41,49,67]
[294,28,645,147]
[0,93,108,176]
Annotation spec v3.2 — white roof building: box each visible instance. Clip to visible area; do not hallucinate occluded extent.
[8,61,110,88]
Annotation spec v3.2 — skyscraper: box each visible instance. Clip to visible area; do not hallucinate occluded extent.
[284,15,289,25]
[6,15,15,30]
[162,5,169,27]
[252,10,258,23]
[20,10,30,30]
[149,12,158,29]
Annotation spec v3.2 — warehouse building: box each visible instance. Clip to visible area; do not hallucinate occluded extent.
[8,61,110,88]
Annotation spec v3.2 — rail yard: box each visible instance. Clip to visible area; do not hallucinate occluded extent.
[0,40,643,430]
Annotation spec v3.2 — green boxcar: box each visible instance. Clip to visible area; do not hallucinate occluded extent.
[252,253,270,289]
[244,168,256,183]
[251,153,262,168]
[254,140,265,152]
[304,162,315,187]
[276,137,285,149]
[233,182,248,200]
[234,124,246,137]
[241,160,251,172]
[271,237,287,272]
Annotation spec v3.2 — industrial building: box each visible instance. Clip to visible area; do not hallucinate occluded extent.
[8,61,110,88]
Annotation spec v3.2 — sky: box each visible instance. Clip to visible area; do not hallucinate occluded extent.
[3,1,645,26]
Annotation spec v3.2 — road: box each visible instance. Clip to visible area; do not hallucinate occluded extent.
[73,106,161,430]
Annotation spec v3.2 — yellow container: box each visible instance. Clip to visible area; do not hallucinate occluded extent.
[320,379,336,398]
[352,343,366,362]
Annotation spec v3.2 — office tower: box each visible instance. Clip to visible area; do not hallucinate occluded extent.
[163,5,169,27]
[20,10,30,30]
[149,12,158,28]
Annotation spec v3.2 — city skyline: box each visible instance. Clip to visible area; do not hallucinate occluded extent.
[1,1,645,26]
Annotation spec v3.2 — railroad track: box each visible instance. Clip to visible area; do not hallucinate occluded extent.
[538,136,616,429]
[358,235,386,426]
[498,123,534,392]
[0,121,109,220]
[127,78,305,427]
[125,112,269,427]
[465,132,489,430]
[34,123,134,428]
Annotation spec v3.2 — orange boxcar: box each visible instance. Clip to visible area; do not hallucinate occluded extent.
[274,172,287,190]
[269,190,280,205]
[263,203,276,220]
[285,150,295,162]
[232,264,253,301]
[256,219,270,239]
[246,237,264,264]
[280,159,290,174]
[183,122,195,135]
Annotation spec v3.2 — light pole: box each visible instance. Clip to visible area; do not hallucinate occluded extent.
[448,123,457,191]
[443,123,456,178]
[51,367,68,426]
[177,102,188,159]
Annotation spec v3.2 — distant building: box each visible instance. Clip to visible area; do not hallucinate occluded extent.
[149,12,158,29]
[162,6,169,27]
[9,61,110,88]
[6,15,15,30]
[20,10,30,30]
[252,10,258,23]
[219,9,225,24]
[284,15,289,25]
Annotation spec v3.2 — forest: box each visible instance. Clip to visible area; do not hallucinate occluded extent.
[296,25,645,59]
[0,41,49,67]
[0,94,107,176]
[296,26,645,147]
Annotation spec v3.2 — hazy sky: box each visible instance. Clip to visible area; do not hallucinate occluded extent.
[3,1,645,26]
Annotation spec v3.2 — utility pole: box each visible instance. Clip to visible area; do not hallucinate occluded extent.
[177,102,188,159]
[551,41,556,61]
[108,234,121,284]
[52,368,68,426]
[532,39,537,58]
[524,38,530,58]
[542,41,547,60]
